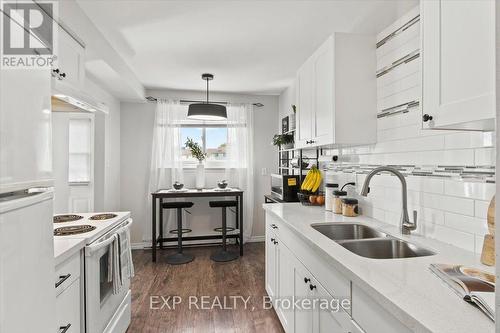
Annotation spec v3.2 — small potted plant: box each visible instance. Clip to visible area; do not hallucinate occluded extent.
[272,133,294,150]
[185,137,207,189]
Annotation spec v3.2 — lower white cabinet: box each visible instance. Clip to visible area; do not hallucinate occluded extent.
[56,278,81,333]
[55,251,83,333]
[265,213,411,333]
[351,285,411,333]
[266,220,351,333]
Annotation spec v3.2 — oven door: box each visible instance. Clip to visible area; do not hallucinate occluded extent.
[85,220,132,333]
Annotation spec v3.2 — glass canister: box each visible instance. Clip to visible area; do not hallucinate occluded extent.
[341,198,359,217]
[324,183,339,211]
[333,190,347,214]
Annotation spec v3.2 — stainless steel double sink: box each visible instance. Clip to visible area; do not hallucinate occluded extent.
[311,223,435,259]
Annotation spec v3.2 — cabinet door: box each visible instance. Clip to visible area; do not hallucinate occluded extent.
[265,231,277,298]
[54,28,85,92]
[312,281,349,333]
[276,239,294,333]
[292,259,314,333]
[296,59,314,148]
[56,278,81,333]
[312,37,333,146]
[421,0,495,130]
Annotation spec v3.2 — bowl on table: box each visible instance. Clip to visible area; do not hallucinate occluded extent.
[217,180,228,189]
[173,182,184,190]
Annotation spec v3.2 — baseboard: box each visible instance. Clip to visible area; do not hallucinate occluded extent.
[247,235,265,243]
[131,242,147,250]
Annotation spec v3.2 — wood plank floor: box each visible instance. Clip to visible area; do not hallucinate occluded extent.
[128,243,285,333]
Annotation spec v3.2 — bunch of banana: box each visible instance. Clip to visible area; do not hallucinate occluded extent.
[300,166,322,192]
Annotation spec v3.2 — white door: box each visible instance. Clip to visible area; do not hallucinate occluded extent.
[421,0,495,130]
[292,259,313,333]
[296,60,314,148]
[276,239,294,332]
[312,37,333,146]
[265,231,277,298]
[312,280,350,333]
[53,112,94,213]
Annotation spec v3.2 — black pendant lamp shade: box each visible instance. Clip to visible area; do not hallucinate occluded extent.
[187,73,227,120]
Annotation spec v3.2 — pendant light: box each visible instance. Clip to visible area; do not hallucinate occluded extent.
[187,73,227,120]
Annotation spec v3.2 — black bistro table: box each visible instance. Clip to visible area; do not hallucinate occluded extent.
[151,188,244,262]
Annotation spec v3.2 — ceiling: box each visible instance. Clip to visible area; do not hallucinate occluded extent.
[78,0,418,95]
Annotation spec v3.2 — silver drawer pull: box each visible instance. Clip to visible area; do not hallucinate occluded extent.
[59,323,71,333]
[55,274,71,288]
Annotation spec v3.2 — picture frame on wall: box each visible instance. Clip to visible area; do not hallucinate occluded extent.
[282,116,289,134]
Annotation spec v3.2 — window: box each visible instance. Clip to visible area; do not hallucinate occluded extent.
[68,118,92,182]
[180,126,228,167]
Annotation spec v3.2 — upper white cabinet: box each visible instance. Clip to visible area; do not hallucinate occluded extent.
[52,27,86,93]
[421,0,495,130]
[295,33,377,148]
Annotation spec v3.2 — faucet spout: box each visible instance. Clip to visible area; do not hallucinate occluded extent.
[360,166,417,235]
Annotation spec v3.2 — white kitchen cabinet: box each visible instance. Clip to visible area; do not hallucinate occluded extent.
[351,285,411,333]
[265,213,411,333]
[56,278,82,333]
[296,59,314,147]
[295,33,376,149]
[421,0,495,130]
[52,27,86,93]
[265,226,293,332]
[55,251,84,333]
[265,228,277,298]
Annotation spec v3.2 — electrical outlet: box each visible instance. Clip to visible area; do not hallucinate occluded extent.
[261,168,267,176]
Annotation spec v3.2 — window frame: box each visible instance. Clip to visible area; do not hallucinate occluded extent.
[180,123,229,169]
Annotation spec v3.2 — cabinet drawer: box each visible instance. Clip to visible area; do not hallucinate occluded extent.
[56,279,81,333]
[55,252,81,296]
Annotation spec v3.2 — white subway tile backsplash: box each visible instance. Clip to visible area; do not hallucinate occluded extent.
[444,180,495,200]
[474,148,495,166]
[444,132,494,149]
[427,225,476,252]
[474,200,490,219]
[444,212,488,235]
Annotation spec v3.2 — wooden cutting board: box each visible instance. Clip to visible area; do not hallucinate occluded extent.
[481,195,495,266]
[487,195,495,235]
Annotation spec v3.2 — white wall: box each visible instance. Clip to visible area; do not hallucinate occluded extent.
[84,77,121,211]
[278,82,295,121]
[120,89,279,244]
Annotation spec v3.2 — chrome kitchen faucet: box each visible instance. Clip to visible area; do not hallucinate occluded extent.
[360,166,417,235]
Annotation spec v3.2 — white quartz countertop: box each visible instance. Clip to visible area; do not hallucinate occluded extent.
[54,238,85,266]
[263,203,495,333]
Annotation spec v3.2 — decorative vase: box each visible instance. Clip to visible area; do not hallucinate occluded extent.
[195,162,205,189]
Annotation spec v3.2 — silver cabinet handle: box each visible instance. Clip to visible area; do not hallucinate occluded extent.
[55,274,71,288]
[59,323,71,333]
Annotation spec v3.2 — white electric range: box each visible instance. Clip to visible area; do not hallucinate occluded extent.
[53,212,133,333]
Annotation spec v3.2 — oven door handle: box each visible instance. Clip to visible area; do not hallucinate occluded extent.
[85,234,117,256]
[116,218,133,233]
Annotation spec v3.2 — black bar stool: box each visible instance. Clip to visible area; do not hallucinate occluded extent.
[209,200,239,262]
[162,201,194,265]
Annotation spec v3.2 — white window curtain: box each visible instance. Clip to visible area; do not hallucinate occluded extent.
[225,103,254,242]
[146,99,184,241]
[146,100,255,244]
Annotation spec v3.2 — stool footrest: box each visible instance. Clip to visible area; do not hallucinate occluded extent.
[169,228,192,234]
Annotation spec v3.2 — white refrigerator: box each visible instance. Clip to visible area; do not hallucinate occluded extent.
[0,66,56,333]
